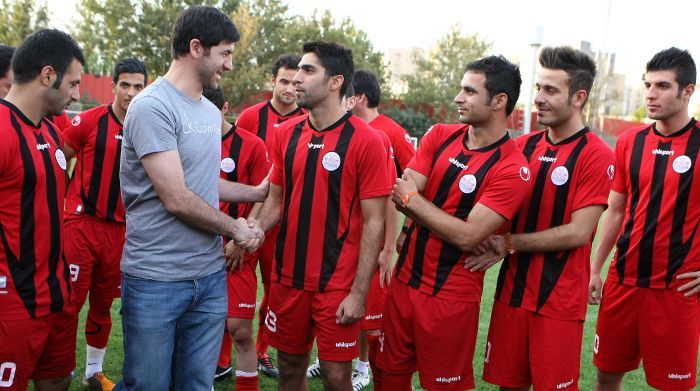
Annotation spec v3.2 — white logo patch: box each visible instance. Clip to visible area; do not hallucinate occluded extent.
[593,334,600,354]
[404,134,412,143]
[0,276,6,289]
[71,115,81,127]
[551,166,569,186]
[672,155,692,174]
[322,152,341,171]
[520,166,531,181]
[220,157,236,173]
[55,149,67,170]
[607,165,615,180]
[459,174,477,194]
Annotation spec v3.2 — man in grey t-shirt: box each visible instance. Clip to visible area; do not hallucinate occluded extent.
[114,6,265,391]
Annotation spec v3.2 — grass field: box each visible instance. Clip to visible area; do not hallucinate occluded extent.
[43,258,680,391]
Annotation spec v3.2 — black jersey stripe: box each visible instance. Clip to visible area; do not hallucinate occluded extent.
[636,139,672,287]
[407,152,472,289]
[614,128,650,283]
[536,136,588,311]
[432,149,501,295]
[9,114,39,318]
[291,133,325,289]
[394,223,416,277]
[225,130,244,220]
[275,122,304,282]
[105,127,123,221]
[666,128,700,286]
[319,122,356,291]
[257,105,269,142]
[81,113,109,215]
[34,132,64,313]
[522,132,544,162]
[509,148,558,307]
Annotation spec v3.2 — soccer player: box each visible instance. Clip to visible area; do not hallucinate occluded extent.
[0,29,83,391]
[58,58,147,390]
[204,86,270,390]
[589,47,700,391]
[472,46,615,391]
[254,41,390,391]
[0,45,14,99]
[115,7,264,390]
[374,55,532,391]
[231,53,304,378]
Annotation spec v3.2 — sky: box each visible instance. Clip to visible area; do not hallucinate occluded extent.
[46,0,700,108]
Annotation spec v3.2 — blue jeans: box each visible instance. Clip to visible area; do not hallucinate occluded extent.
[114,269,227,391]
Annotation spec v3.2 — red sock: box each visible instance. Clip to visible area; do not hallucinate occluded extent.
[84,298,114,348]
[218,328,233,367]
[235,374,258,391]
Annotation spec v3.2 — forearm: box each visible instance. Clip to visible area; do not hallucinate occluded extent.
[351,217,384,299]
[591,209,625,274]
[169,189,238,238]
[255,196,281,232]
[405,196,481,252]
[383,197,399,249]
[511,224,587,253]
[219,178,267,203]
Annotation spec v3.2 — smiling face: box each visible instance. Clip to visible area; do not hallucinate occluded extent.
[197,41,235,90]
[534,68,577,128]
[453,71,493,125]
[644,70,693,121]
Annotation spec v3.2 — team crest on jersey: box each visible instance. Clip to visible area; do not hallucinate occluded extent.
[322,152,341,171]
[220,157,236,173]
[404,134,412,143]
[458,174,477,194]
[550,166,569,186]
[519,166,531,181]
[672,155,692,174]
[55,149,67,170]
[71,115,81,127]
[607,164,615,180]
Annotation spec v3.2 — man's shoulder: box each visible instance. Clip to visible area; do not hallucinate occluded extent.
[239,100,268,117]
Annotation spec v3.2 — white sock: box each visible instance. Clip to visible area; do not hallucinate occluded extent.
[85,345,107,378]
[355,360,369,377]
[235,370,258,377]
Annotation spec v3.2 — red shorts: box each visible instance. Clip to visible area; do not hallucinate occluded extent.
[227,254,258,319]
[483,300,584,390]
[263,281,360,361]
[0,312,74,390]
[375,279,479,390]
[64,216,125,302]
[360,269,388,330]
[594,278,700,391]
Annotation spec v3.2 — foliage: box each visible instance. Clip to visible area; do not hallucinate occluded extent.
[0,0,50,45]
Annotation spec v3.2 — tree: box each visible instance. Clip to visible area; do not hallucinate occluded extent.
[400,25,490,123]
[632,105,647,122]
[0,0,49,45]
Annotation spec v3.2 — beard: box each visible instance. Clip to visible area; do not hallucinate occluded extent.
[197,60,219,90]
[44,88,69,116]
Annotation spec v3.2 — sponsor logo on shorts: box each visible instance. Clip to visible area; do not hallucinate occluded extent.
[652,148,674,156]
[435,375,461,383]
[556,379,574,389]
[668,373,691,380]
[335,341,357,348]
[364,314,382,320]
[238,303,256,309]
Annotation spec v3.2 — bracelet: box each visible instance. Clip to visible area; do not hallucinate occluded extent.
[504,232,516,255]
[400,191,419,207]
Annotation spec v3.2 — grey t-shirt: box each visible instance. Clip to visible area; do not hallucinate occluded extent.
[120,77,223,281]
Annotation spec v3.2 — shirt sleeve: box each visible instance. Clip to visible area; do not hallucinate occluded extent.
[392,126,417,172]
[235,108,256,133]
[571,143,615,211]
[248,137,271,186]
[358,131,392,200]
[268,123,285,187]
[477,161,533,221]
[611,135,628,194]
[61,110,90,151]
[406,124,440,177]
[124,97,177,159]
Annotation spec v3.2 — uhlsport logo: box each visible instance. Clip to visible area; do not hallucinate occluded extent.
[520,166,531,181]
[238,303,255,309]
[668,373,691,380]
[449,157,468,170]
[365,314,382,320]
[435,375,461,384]
[36,143,50,151]
[607,164,615,180]
[71,115,81,126]
[538,155,557,163]
[335,341,357,348]
[556,380,575,389]
[652,148,674,156]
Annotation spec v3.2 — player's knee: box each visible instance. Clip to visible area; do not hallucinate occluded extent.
[33,375,71,391]
[596,369,623,389]
[230,325,253,348]
[320,366,350,390]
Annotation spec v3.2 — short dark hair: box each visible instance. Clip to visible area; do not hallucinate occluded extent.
[12,29,85,86]
[539,46,596,105]
[302,41,354,97]
[345,83,355,99]
[113,58,148,84]
[271,54,301,78]
[172,6,240,59]
[465,55,522,116]
[352,69,381,108]
[203,86,225,110]
[646,47,697,92]
[0,45,15,78]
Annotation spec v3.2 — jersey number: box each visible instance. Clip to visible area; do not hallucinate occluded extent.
[0,362,16,387]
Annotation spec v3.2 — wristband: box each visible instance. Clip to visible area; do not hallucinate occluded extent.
[400,191,418,207]
[504,232,516,255]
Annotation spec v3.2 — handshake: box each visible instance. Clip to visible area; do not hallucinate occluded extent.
[225,217,264,272]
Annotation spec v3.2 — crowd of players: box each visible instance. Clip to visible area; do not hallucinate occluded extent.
[0,4,698,391]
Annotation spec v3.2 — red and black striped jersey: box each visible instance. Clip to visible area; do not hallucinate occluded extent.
[369,113,416,176]
[0,100,70,320]
[219,124,270,220]
[495,128,615,321]
[45,112,71,132]
[62,105,125,223]
[270,112,391,292]
[395,124,532,302]
[236,100,305,149]
[609,119,700,290]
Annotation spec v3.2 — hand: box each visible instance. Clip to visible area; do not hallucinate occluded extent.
[391,175,419,208]
[232,217,264,252]
[396,230,407,253]
[471,239,491,256]
[676,271,700,297]
[255,174,270,200]
[487,235,507,257]
[224,240,245,272]
[588,271,603,304]
[463,248,502,272]
[335,291,365,325]
[377,247,395,288]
